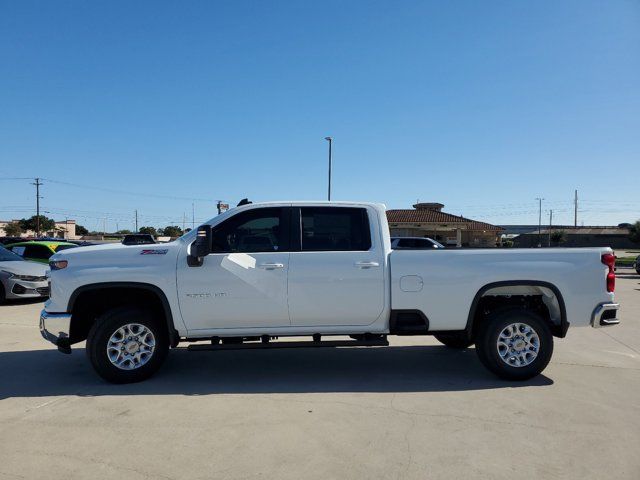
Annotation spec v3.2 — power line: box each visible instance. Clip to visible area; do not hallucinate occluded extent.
[40,178,221,203]
[31,178,43,236]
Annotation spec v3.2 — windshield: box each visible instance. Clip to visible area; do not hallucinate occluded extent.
[0,246,24,262]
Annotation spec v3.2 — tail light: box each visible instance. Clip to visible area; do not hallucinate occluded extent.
[601,253,615,293]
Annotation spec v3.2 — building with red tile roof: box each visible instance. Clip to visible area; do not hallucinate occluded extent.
[386,203,503,247]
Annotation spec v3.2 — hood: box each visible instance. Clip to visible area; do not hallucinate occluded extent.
[0,260,48,277]
[49,240,183,266]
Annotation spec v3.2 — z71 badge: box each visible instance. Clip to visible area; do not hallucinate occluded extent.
[140,249,168,255]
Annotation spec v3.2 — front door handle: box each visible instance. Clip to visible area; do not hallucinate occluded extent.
[259,262,285,270]
[355,261,380,269]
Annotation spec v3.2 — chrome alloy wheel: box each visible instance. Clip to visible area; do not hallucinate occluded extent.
[107,323,156,370]
[496,322,540,367]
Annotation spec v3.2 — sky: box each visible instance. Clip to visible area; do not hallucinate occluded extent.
[1,0,639,232]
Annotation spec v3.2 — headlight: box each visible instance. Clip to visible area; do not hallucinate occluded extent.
[49,260,68,270]
[0,270,47,282]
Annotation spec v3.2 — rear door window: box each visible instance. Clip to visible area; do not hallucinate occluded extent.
[396,239,418,249]
[300,207,371,251]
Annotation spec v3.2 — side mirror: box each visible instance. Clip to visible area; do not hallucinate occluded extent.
[188,225,211,267]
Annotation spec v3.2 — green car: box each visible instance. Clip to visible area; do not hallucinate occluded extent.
[5,241,78,264]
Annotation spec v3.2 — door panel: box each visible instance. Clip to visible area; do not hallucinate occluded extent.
[177,206,291,331]
[177,252,290,330]
[288,251,385,326]
[287,206,385,327]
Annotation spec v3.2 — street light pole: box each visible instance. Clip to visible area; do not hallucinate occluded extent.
[324,137,332,201]
[536,197,544,247]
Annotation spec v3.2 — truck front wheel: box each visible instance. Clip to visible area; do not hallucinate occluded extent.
[475,309,553,381]
[433,332,474,349]
[86,306,169,383]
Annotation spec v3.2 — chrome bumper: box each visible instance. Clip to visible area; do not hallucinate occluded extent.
[591,303,620,328]
[40,310,72,353]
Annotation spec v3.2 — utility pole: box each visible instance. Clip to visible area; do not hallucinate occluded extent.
[32,177,43,237]
[182,212,186,232]
[324,137,333,201]
[548,210,553,247]
[574,189,578,228]
[135,210,138,233]
[536,197,544,247]
[192,202,195,229]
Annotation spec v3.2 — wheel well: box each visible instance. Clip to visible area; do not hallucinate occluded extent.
[469,283,567,338]
[68,285,178,346]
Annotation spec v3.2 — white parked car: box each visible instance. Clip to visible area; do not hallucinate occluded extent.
[0,245,49,303]
[391,236,445,249]
[40,201,620,383]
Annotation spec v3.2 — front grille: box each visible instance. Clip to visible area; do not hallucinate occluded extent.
[36,287,50,296]
[601,309,617,321]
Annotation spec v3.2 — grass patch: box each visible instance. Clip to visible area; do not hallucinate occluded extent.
[616,256,637,266]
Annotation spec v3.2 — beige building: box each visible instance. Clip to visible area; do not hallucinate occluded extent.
[387,203,503,247]
[0,219,78,239]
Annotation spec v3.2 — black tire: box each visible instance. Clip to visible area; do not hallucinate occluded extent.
[0,283,5,304]
[475,308,553,381]
[433,332,474,349]
[86,306,169,384]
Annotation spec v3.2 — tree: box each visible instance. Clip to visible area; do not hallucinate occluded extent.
[139,226,157,237]
[3,222,23,236]
[159,225,183,237]
[629,220,640,244]
[551,230,567,245]
[75,224,89,236]
[19,215,56,234]
[116,229,132,235]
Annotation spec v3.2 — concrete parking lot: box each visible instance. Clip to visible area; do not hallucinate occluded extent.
[1,274,638,480]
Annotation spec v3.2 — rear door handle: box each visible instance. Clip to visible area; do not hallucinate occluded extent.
[259,262,284,270]
[355,261,380,268]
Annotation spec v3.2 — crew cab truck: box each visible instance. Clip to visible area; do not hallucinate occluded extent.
[40,202,620,383]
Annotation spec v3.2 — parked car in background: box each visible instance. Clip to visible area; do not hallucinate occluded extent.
[391,236,445,249]
[0,245,48,303]
[0,237,24,246]
[5,241,78,264]
[634,255,640,274]
[122,234,156,246]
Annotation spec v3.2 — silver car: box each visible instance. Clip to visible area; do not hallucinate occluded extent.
[0,245,49,303]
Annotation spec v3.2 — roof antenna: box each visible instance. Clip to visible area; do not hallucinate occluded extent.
[237,198,252,206]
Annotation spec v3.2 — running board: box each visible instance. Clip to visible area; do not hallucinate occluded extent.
[186,337,389,351]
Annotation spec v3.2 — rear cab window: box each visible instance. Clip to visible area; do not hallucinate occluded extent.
[24,245,52,260]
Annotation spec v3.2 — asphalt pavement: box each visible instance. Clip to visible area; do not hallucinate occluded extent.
[0,272,638,479]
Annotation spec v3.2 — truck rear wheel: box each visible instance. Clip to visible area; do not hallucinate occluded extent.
[475,308,553,381]
[86,306,169,383]
[433,332,474,349]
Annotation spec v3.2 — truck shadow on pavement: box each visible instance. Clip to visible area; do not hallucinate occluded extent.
[0,345,553,399]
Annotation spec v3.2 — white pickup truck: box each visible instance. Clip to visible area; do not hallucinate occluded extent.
[40,201,620,383]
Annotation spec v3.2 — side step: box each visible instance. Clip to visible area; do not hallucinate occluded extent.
[186,336,389,351]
